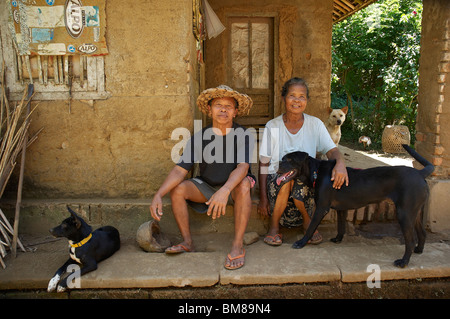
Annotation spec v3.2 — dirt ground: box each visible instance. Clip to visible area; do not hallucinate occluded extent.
[338,143,414,169]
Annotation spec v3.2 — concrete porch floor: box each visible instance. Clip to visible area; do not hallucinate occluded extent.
[0,223,449,299]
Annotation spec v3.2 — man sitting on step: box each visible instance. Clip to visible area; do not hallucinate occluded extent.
[150,85,256,270]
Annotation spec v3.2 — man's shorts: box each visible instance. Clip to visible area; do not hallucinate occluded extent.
[186,176,255,214]
[186,177,234,213]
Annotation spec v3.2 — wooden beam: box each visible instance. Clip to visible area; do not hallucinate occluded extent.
[333,0,380,24]
[341,0,356,10]
[334,4,348,15]
[335,0,352,11]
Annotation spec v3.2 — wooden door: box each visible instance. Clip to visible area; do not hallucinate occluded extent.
[227,17,274,128]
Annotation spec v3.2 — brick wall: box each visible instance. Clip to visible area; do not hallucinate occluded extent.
[416,0,450,178]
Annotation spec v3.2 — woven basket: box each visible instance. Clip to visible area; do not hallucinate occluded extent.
[382,125,410,153]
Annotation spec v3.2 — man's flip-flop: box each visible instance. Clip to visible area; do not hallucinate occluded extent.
[264,234,283,246]
[165,244,192,254]
[224,249,245,270]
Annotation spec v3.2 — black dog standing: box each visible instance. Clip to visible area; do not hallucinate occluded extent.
[48,206,120,292]
[276,145,434,268]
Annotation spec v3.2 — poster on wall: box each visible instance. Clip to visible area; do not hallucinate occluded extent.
[7,0,108,56]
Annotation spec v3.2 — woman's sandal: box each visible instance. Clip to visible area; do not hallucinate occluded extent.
[264,233,283,246]
[224,249,246,270]
[308,231,323,245]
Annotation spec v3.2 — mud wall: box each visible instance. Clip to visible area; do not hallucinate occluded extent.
[4,0,199,198]
[416,0,450,232]
[416,0,450,178]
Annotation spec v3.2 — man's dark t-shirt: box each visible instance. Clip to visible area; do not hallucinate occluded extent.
[177,123,256,186]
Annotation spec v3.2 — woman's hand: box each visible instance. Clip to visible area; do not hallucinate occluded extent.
[257,196,270,217]
[331,160,349,189]
[257,158,271,217]
[327,147,349,189]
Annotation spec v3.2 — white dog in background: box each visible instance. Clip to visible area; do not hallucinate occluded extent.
[324,106,348,146]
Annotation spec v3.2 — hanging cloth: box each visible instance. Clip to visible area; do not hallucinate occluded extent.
[202,0,225,39]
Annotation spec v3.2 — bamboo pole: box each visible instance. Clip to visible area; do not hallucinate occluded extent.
[11,83,33,258]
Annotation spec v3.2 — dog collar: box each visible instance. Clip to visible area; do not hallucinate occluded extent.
[312,170,318,188]
[70,233,92,248]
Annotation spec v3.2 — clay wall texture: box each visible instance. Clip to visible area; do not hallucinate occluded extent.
[416,0,450,178]
[16,0,199,198]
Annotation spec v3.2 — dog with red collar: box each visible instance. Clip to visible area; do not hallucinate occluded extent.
[277,145,434,268]
[48,206,120,292]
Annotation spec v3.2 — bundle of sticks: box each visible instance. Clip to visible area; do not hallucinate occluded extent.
[0,209,25,268]
[0,62,40,268]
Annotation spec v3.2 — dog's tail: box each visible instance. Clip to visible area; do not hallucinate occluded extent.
[402,144,434,178]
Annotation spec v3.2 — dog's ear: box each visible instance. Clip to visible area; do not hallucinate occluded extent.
[328,107,333,114]
[67,206,82,229]
[341,106,348,114]
[292,153,310,185]
[291,152,303,162]
[299,158,311,185]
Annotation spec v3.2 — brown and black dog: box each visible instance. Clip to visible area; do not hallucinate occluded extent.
[276,145,434,268]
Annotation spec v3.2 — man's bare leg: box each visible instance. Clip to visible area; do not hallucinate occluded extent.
[225,177,252,269]
[168,180,207,252]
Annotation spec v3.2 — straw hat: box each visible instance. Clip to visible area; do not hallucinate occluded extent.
[197,85,253,117]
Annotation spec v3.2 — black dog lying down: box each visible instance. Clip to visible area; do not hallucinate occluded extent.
[48,206,120,292]
[276,145,434,268]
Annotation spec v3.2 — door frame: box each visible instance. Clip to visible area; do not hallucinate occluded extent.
[225,12,280,127]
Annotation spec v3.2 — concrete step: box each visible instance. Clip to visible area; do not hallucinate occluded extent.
[0,196,397,240]
[0,198,268,239]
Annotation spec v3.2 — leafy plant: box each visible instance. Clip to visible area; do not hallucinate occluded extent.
[331,0,422,149]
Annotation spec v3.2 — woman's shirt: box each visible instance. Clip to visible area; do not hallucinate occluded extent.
[259,113,336,174]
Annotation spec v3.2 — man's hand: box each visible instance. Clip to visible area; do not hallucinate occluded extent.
[150,194,164,221]
[206,187,230,219]
[149,165,189,221]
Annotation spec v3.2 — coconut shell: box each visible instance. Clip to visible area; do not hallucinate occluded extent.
[136,220,171,252]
